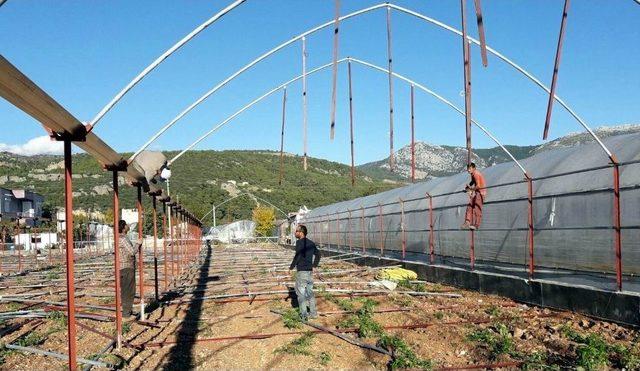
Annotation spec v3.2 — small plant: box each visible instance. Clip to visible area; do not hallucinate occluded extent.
[282,308,303,329]
[16,277,24,285]
[466,323,514,360]
[47,310,67,333]
[398,279,426,292]
[485,305,501,317]
[519,351,560,370]
[274,332,315,356]
[336,316,358,329]
[434,312,444,320]
[611,343,640,370]
[318,351,331,365]
[574,334,610,370]
[16,331,46,347]
[122,323,131,334]
[378,334,432,370]
[335,298,355,312]
[45,271,60,280]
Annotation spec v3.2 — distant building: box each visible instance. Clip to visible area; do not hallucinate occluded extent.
[0,188,45,227]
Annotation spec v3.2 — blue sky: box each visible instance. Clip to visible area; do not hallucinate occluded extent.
[1,0,639,165]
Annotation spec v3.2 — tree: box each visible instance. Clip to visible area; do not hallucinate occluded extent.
[252,205,275,237]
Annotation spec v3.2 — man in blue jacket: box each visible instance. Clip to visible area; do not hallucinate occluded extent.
[289,224,321,320]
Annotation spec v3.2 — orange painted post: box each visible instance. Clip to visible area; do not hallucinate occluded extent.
[527,176,535,279]
[470,230,475,270]
[152,195,159,301]
[399,198,406,259]
[348,210,353,251]
[136,184,145,321]
[378,203,384,256]
[613,163,622,291]
[360,207,365,253]
[426,193,434,264]
[111,169,123,349]
[62,137,78,370]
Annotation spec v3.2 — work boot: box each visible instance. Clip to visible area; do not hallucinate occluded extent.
[469,225,477,230]
[461,221,471,229]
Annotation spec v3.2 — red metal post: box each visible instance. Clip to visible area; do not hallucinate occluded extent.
[470,229,475,270]
[473,0,488,67]
[62,138,78,370]
[348,210,353,251]
[329,0,340,140]
[378,203,384,256]
[162,203,168,291]
[543,0,571,140]
[360,207,365,253]
[111,170,123,349]
[461,0,473,164]
[170,206,175,283]
[527,176,535,278]
[386,5,395,170]
[152,195,159,301]
[279,86,287,185]
[427,193,434,264]
[348,59,356,186]
[399,198,406,259]
[613,163,622,291]
[136,184,145,320]
[410,84,415,183]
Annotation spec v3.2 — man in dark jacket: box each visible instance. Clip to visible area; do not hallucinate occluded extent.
[289,224,321,320]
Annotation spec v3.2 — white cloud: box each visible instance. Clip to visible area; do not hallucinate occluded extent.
[0,135,63,156]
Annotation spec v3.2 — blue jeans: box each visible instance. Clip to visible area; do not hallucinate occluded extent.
[295,271,317,318]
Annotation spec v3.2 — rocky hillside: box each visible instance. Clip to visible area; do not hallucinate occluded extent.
[359,124,640,180]
[0,150,396,224]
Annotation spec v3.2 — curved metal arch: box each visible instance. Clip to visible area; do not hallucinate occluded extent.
[89,0,246,129]
[131,2,614,164]
[168,56,529,177]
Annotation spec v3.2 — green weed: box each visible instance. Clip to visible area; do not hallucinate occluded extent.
[434,311,444,320]
[318,351,331,365]
[122,323,131,334]
[378,334,432,370]
[484,305,501,317]
[466,323,514,360]
[16,332,46,347]
[274,332,315,356]
[282,308,303,329]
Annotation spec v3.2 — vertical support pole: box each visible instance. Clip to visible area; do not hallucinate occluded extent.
[427,193,434,264]
[613,162,622,291]
[347,58,356,186]
[527,176,535,279]
[63,138,78,370]
[327,214,332,248]
[111,170,122,350]
[378,203,384,256]
[136,185,145,321]
[410,84,415,183]
[543,0,571,140]
[152,195,159,301]
[279,86,287,186]
[399,198,406,259]
[461,0,473,165]
[329,0,340,140]
[213,206,216,228]
[301,36,309,171]
[360,206,365,254]
[347,210,352,251]
[473,0,488,67]
[162,203,168,292]
[386,5,395,170]
[170,206,175,283]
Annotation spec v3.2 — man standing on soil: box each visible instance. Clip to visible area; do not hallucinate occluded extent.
[462,163,487,230]
[118,220,142,319]
[289,224,321,321]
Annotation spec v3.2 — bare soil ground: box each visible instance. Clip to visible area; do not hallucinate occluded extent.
[1,243,639,370]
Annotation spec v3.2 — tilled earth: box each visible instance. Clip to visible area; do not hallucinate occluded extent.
[1,243,639,370]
